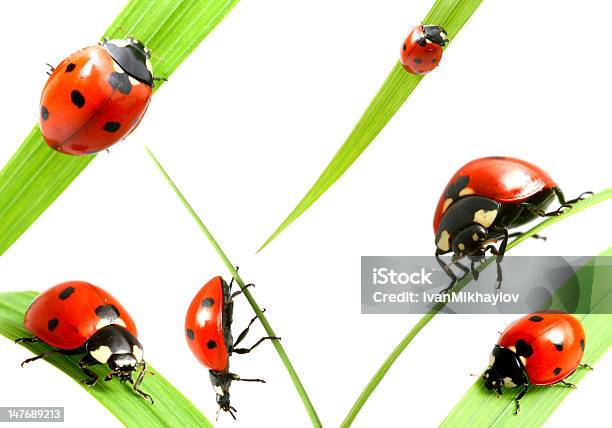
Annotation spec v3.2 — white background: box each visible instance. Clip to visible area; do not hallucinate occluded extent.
[0,0,610,427]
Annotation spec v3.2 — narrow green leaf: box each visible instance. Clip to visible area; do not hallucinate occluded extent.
[441,252,612,426]
[0,0,239,256]
[258,0,484,252]
[145,146,323,428]
[340,188,612,427]
[0,291,212,427]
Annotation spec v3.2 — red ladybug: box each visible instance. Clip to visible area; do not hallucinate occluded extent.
[16,281,152,402]
[400,24,449,75]
[483,312,590,414]
[433,156,591,292]
[185,276,279,419]
[39,37,161,155]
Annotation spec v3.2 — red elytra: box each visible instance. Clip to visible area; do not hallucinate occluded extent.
[400,24,447,75]
[24,280,137,350]
[498,312,585,385]
[184,276,228,372]
[433,157,557,233]
[39,40,153,155]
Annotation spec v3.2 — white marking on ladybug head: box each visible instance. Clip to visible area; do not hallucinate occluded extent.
[96,318,112,330]
[145,58,153,74]
[503,377,517,388]
[473,209,498,228]
[214,386,224,396]
[114,318,126,328]
[458,243,466,251]
[508,345,517,353]
[437,230,451,252]
[128,76,140,86]
[91,345,113,364]
[472,233,479,241]
[133,345,143,362]
[459,187,474,197]
[484,372,490,378]
[488,355,495,366]
[112,61,124,74]
[519,356,527,366]
[442,198,453,213]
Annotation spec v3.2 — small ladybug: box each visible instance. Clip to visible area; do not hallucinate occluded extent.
[483,312,591,414]
[16,281,152,402]
[400,24,449,75]
[433,156,591,292]
[185,276,279,419]
[39,37,162,155]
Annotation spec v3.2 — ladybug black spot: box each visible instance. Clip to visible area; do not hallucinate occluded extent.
[58,286,75,300]
[95,304,120,320]
[431,58,437,63]
[103,122,121,133]
[529,315,544,322]
[402,43,407,51]
[48,318,59,331]
[40,106,49,121]
[555,343,564,352]
[71,90,85,108]
[66,63,76,72]
[553,367,562,375]
[580,339,585,351]
[186,329,195,340]
[108,72,132,95]
[413,58,423,64]
[201,297,215,308]
[515,339,534,358]
[206,340,217,349]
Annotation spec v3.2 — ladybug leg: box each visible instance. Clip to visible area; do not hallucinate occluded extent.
[507,231,547,241]
[559,379,577,389]
[518,201,572,217]
[553,188,593,205]
[20,349,64,367]
[579,363,594,370]
[14,336,40,344]
[231,283,255,300]
[232,336,280,355]
[232,310,265,348]
[231,373,266,383]
[514,385,529,415]
[78,354,100,387]
[132,361,154,404]
[45,63,55,76]
[435,250,458,293]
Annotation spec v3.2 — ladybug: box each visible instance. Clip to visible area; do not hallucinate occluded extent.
[483,312,591,414]
[433,156,591,292]
[185,276,279,419]
[39,37,162,155]
[16,281,152,402]
[400,24,449,75]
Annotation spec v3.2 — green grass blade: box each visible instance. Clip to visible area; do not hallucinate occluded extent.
[0,291,212,427]
[145,146,323,428]
[0,0,239,256]
[340,188,612,427]
[441,253,612,427]
[258,0,484,252]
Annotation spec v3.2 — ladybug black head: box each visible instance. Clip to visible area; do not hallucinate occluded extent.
[451,224,488,260]
[108,353,138,377]
[209,371,237,419]
[102,37,154,86]
[483,345,528,394]
[423,25,449,47]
